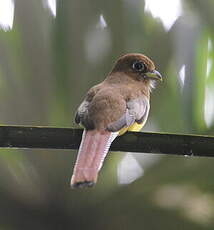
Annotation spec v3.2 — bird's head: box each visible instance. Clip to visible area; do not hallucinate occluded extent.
[110,53,162,87]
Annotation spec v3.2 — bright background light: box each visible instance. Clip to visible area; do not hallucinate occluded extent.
[0,0,14,31]
[145,0,182,31]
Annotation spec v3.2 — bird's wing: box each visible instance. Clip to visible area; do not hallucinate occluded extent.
[107,95,150,132]
[75,100,90,124]
[75,84,101,128]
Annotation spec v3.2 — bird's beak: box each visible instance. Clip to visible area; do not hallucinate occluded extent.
[145,70,162,81]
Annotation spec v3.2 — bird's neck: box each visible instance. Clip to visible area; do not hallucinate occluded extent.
[105,72,151,98]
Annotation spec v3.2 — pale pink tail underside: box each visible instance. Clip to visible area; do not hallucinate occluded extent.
[70,129,118,188]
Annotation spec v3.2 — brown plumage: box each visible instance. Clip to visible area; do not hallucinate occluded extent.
[71,53,162,188]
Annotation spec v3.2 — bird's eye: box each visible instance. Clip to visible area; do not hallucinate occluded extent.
[132,61,146,72]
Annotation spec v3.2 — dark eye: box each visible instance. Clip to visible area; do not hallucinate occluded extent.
[132,61,146,72]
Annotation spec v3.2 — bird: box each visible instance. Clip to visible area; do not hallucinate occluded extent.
[70,53,162,188]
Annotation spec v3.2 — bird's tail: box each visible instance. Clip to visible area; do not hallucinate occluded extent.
[70,129,118,188]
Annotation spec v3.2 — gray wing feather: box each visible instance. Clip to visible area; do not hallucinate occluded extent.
[107,109,135,132]
[75,100,95,129]
[107,95,150,132]
[75,100,89,124]
[75,85,101,128]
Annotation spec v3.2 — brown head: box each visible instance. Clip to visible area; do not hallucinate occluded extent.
[110,53,162,87]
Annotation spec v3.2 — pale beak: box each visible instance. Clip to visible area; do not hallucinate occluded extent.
[145,70,162,81]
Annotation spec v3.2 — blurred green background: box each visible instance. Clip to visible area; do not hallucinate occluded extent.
[0,0,214,229]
